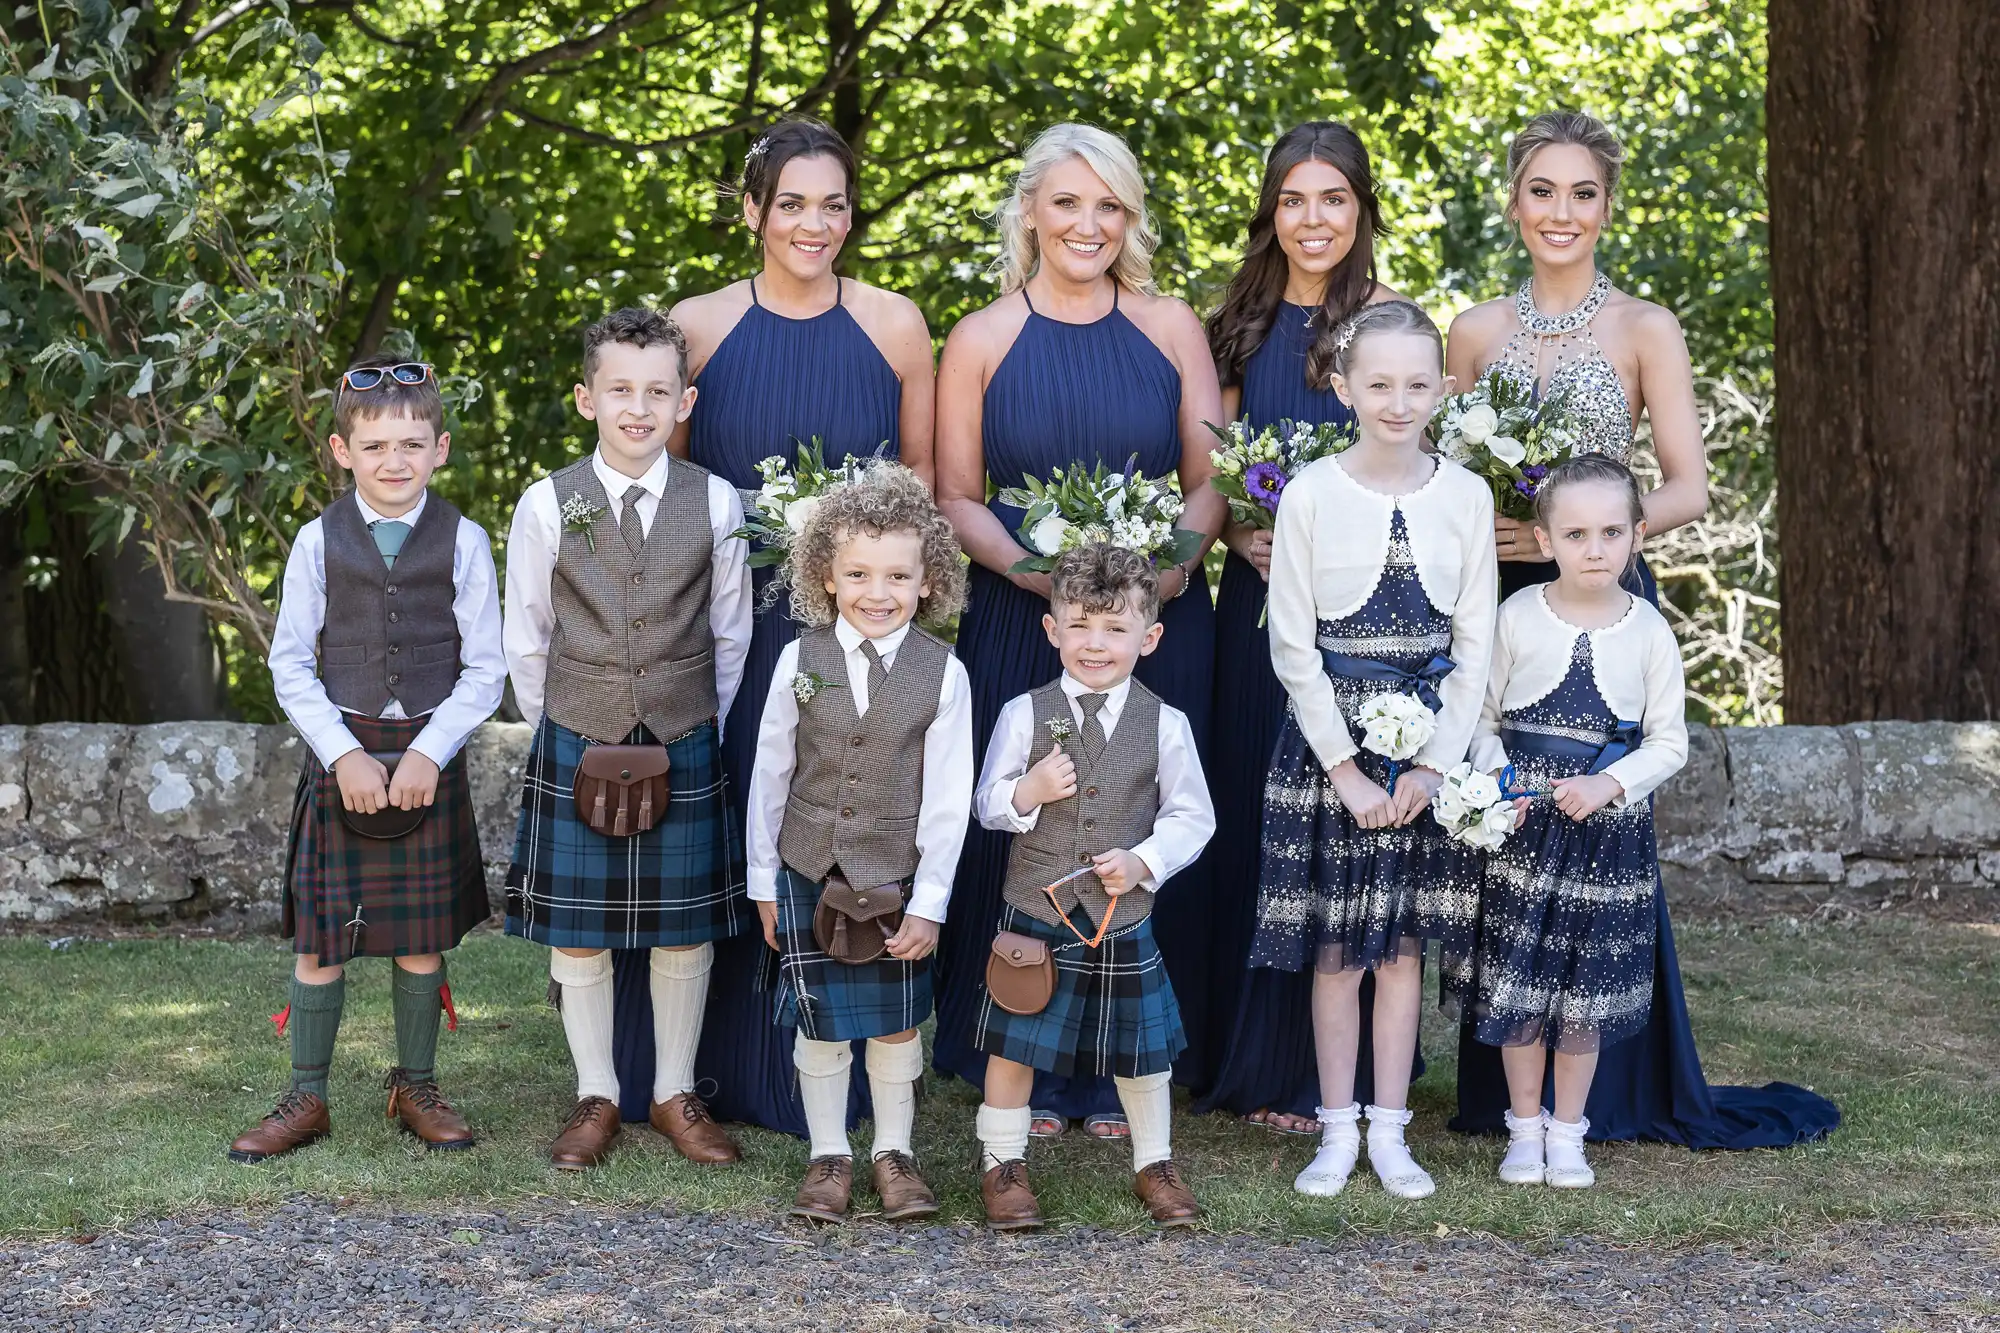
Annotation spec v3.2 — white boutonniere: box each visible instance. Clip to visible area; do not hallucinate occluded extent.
[558,493,604,554]
[1045,716,1073,746]
[792,671,840,704]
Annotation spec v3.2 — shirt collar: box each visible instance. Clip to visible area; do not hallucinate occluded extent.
[591,449,669,504]
[356,490,427,529]
[835,617,912,660]
[1060,672,1131,716]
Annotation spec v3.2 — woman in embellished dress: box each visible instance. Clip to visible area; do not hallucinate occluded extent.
[932,122,1225,1139]
[1197,122,1408,1134]
[609,117,938,1137]
[1444,111,1838,1148]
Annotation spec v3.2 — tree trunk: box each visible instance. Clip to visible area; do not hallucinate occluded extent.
[99,535,233,722]
[0,510,31,724]
[25,501,133,724]
[1768,0,2000,721]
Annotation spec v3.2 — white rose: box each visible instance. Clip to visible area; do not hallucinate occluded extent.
[1458,404,1499,445]
[1459,803,1517,849]
[1486,435,1527,466]
[1459,769,1502,810]
[783,494,821,535]
[1363,718,1405,757]
[1029,513,1073,556]
[1431,784,1470,828]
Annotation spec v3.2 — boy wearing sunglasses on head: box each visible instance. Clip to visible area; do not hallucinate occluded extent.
[229,356,506,1164]
[969,544,1216,1230]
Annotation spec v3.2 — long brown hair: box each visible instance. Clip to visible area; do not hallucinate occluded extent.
[1206,122,1386,390]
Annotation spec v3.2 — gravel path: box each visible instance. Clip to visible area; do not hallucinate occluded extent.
[4,1203,1996,1332]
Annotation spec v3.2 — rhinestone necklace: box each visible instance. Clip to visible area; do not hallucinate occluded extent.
[1516,271,1611,338]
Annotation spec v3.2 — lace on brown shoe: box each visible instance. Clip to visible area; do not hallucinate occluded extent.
[991,1158,1030,1190]
[806,1155,848,1184]
[676,1092,718,1125]
[875,1149,920,1179]
[563,1096,615,1133]
[383,1071,454,1120]
[267,1089,320,1122]
[1143,1159,1185,1189]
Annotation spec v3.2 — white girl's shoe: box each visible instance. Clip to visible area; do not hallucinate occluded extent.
[1499,1108,1548,1185]
[1544,1115,1595,1188]
[1363,1104,1436,1200]
[1292,1103,1362,1197]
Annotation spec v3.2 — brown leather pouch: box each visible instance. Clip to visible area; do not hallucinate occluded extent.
[985,930,1056,1016]
[812,872,906,965]
[338,750,428,841]
[572,743,670,837]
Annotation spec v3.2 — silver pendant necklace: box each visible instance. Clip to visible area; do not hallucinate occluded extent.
[1517,271,1611,338]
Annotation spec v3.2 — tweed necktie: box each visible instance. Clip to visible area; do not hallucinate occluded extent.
[1078,692,1108,765]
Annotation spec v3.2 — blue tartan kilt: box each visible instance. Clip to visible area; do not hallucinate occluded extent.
[773,866,932,1042]
[972,904,1185,1080]
[504,717,748,949]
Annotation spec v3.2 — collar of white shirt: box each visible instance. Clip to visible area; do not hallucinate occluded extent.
[355,490,428,530]
[591,449,669,506]
[834,617,911,664]
[1059,671,1130,726]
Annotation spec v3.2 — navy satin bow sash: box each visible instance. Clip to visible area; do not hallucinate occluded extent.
[1500,719,1642,776]
[1320,650,1457,713]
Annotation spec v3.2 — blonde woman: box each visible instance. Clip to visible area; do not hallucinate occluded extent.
[931,122,1225,1141]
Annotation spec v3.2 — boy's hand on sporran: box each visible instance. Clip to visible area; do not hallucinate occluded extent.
[387,751,441,811]
[332,750,391,814]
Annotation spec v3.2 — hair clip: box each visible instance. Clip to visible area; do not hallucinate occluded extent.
[1333,321,1356,352]
[745,137,770,164]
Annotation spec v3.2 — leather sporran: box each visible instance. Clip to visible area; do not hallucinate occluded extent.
[338,750,428,841]
[985,930,1056,1016]
[572,743,670,837]
[811,872,906,965]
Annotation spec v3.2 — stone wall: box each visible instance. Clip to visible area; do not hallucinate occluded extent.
[1,720,1996,925]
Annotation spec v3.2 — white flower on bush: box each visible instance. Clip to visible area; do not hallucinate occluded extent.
[783,494,821,535]
[1486,435,1527,466]
[1457,403,1499,445]
[1356,691,1435,762]
[1029,513,1073,556]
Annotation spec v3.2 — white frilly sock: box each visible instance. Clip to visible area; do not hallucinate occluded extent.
[1364,1104,1436,1200]
[1114,1070,1174,1172]
[864,1037,922,1161]
[1293,1103,1362,1198]
[550,950,618,1103]
[649,943,714,1103]
[1544,1114,1595,1188]
[794,1032,854,1161]
[1499,1108,1548,1185]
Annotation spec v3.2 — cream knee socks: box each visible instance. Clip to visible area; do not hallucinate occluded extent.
[1114,1070,1174,1172]
[549,950,617,1103]
[865,1037,922,1161]
[649,943,713,1103]
[794,1032,853,1160]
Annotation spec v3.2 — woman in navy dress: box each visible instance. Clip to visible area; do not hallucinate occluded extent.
[608,118,937,1137]
[1196,123,1412,1133]
[1444,111,1837,1147]
[932,122,1225,1138]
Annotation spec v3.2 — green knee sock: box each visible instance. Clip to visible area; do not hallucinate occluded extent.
[392,960,446,1083]
[288,975,345,1098]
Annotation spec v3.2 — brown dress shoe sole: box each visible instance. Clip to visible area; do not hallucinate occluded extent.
[226,1131,326,1165]
[1151,1210,1200,1229]
[985,1211,1043,1232]
[398,1124,477,1152]
[879,1196,941,1223]
[789,1200,849,1224]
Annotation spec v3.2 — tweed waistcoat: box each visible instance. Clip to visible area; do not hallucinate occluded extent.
[778,624,950,887]
[544,456,717,744]
[318,489,462,718]
[1001,678,1162,932]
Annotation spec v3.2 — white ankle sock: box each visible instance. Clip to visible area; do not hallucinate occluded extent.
[1364,1104,1436,1199]
[1294,1103,1361,1197]
[1114,1070,1174,1171]
[550,950,618,1103]
[864,1037,922,1161]
[976,1103,1031,1170]
[1544,1115,1595,1188]
[794,1033,853,1160]
[1500,1108,1548,1185]
[648,944,713,1102]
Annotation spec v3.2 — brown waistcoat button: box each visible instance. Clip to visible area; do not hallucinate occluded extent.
[635,667,647,678]
[632,573,643,585]
[1084,818,1097,831]
[632,618,645,631]
[1085,786,1098,798]
[850,736,865,747]
[841,808,854,818]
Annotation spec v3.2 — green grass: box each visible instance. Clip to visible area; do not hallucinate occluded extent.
[0,916,1994,1241]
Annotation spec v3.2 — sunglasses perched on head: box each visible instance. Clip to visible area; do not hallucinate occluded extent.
[341,362,435,391]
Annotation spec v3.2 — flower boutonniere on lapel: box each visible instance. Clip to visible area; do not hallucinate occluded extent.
[559,493,605,554]
[1045,715,1073,749]
[792,671,841,705]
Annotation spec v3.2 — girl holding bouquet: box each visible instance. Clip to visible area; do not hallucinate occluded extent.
[1198,122,1410,1134]
[1252,299,1497,1199]
[933,122,1226,1139]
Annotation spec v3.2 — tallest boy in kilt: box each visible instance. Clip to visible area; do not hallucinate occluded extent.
[503,307,753,1169]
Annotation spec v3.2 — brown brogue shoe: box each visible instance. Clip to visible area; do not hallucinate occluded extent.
[649,1091,741,1165]
[1133,1159,1201,1227]
[227,1090,329,1163]
[384,1069,475,1152]
[549,1095,621,1170]
[871,1150,940,1221]
[980,1158,1043,1231]
[790,1155,853,1223]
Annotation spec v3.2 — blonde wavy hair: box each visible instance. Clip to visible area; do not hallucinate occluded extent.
[991,123,1160,296]
[786,462,968,629]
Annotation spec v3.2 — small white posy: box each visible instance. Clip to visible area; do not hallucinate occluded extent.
[1356,691,1436,763]
[791,671,837,704]
[1431,761,1518,849]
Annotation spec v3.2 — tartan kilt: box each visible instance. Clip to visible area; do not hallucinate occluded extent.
[283,714,490,967]
[773,865,932,1042]
[504,716,748,949]
[972,904,1185,1079]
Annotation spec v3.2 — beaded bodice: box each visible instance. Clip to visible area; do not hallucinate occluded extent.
[1492,274,1634,461]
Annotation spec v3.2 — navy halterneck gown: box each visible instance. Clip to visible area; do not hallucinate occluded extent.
[931,286,1216,1120]
[610,277,903,1135]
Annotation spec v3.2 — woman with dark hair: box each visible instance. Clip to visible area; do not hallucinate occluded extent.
[607,116,938,1138]
[1194,122,1412,1135]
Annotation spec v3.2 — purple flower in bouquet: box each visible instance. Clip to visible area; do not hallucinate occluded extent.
[1514,479,1538,499]
[1244,462,1287,513]
[1523,464,1549,481]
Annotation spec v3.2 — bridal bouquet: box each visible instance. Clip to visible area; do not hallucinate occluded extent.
[1428,368,1582,519]
[1430,762,1517,850]
[999,458,1204,574]
[1356,692,1436,764]
[1205,417,1353,529]
[732,438,880,567]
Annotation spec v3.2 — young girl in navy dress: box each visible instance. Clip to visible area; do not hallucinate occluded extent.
[1251,300,1497,1199]
[1455,455,1687,1188]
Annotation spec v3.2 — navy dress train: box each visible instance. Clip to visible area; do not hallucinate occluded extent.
[611,277,903,1135]
[931,286,1216,1122]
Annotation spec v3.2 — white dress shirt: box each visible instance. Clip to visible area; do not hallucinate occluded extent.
[268,489,507,771]
[975,674,1216,893]
[502,449,751,734]
[1266,454,1499,774]
[1469,586,1690,806]
[745,620,974,923]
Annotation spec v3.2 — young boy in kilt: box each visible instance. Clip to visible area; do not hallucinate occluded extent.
[502,307,752,1169]
[230,357,507,1163]
[970,544,1216,1229]
[744,464,972,1224]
